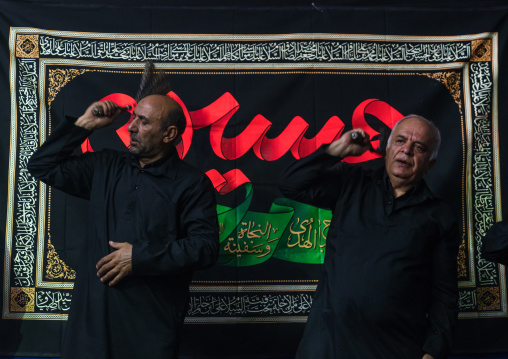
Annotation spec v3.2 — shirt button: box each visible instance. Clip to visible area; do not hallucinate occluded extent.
[388,201,392,205]
[135,185,139,190]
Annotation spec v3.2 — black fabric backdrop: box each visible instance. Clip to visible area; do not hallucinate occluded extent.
[1,0,508,357]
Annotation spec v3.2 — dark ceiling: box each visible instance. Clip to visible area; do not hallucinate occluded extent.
[4,0,507,7]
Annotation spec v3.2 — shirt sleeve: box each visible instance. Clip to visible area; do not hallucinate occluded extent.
[279,146,344,210]
[423,213,460,359]
[131,174,220,276]
[27,119,95,200]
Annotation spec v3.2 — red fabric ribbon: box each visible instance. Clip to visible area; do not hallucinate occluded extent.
[81,92,404,193]
[190,92,345,161]
[344,98,404,163]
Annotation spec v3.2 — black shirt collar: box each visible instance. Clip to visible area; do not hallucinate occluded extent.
[375,167,436,203]
[129,146,180,179]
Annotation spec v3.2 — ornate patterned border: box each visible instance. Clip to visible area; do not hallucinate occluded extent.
[4,29,503,321]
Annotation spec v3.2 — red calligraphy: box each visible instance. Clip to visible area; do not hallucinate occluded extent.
[81,92,403,193]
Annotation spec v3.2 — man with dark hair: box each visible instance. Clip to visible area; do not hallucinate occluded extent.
[280,115,459,359]
[28,94,219,359]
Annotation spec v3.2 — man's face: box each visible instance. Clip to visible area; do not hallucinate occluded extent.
[384,117,436,186]
[127,95,171,165]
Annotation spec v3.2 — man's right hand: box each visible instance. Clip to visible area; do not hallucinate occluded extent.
[325,129,372,158]
[74,101,125,131]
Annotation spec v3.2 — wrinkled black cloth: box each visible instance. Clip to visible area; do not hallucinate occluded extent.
[482,221,508,266]
[280,147,459,359]
[28,120,219,359]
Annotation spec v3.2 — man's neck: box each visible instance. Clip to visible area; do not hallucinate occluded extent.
[389,176,417,198]
[137,147,173,168]
[393,186,410,198]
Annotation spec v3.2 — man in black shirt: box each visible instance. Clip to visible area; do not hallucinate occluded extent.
[280,115,459,359]
[28,95,219,359]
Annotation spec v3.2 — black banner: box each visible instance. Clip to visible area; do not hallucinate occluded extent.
[1,2,508,357]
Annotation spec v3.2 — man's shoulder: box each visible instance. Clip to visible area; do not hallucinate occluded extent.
[419,183,459,230]
[419,180,454,210]
[89,148,130,163]
[339,162,385,182]
[169,156,213,187]
[327,162,385,190]
[178,160,211,183]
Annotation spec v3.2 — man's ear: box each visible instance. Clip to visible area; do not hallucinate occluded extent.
[163,125,179,144]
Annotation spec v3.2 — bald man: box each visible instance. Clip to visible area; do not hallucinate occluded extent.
[28,95,219,359]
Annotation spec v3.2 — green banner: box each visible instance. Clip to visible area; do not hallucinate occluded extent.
[218,194,331,266]
[272,198,331,265]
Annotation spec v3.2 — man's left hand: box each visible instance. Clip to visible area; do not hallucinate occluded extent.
[96,241,133,286]
[422,354,435,359]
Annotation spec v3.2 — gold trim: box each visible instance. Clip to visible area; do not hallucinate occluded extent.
[10,287,35,312]
[47,68,89,104]
[471,39,492,62]
[45,238,76,280]
[44,67,89,283]
[421,70,468,280]
[46,68,90,141]
[15,34,39,58]
[421,71,463,115]
[457,239,467,278]
[477,287,501,311]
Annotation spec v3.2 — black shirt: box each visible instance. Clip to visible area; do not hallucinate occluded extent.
[28,120,219,359]
[280,147,459,359]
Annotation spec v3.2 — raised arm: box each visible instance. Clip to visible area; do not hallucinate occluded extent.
[280,129,372,209]
[27,101,126,199]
